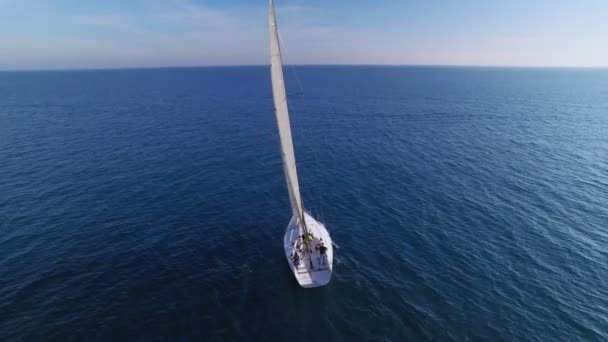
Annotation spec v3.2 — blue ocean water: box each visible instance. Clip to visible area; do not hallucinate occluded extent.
[1,66,607,341]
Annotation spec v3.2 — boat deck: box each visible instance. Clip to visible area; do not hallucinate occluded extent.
[293,235,330,274]
[284,212,333,287]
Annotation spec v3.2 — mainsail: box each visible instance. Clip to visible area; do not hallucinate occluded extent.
[269,0,304,223]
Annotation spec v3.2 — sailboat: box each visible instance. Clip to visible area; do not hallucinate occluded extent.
[269,0,333,288]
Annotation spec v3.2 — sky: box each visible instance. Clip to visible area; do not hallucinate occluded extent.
[0,0,607,70]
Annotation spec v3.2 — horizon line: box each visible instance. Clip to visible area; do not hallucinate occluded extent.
[1,63,607,72]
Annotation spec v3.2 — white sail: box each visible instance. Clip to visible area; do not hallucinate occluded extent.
[269,0,304,222]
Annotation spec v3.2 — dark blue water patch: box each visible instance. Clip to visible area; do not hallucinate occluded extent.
[1,66,607,341]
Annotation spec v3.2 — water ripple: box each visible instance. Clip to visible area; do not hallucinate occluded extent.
[1,67,608,340]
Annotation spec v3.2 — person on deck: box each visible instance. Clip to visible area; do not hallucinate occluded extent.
[318,242,328,265]
[319,244,327,255]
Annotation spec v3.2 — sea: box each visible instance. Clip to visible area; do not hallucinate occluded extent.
[1,66,607,341]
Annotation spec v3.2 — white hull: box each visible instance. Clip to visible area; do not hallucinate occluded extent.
[283,212,333,288]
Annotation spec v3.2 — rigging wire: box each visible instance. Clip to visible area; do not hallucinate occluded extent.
[277,26,328,226]
[277,29,305,96]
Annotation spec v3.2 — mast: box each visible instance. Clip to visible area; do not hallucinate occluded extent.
[269,0,307,228]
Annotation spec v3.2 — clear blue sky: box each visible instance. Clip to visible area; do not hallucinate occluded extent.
[1,0,607,69]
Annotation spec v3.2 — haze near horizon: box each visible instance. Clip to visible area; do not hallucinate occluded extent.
[1,0,607,70]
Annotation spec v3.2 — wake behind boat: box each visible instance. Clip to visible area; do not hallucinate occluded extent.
[269,0,333,288]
